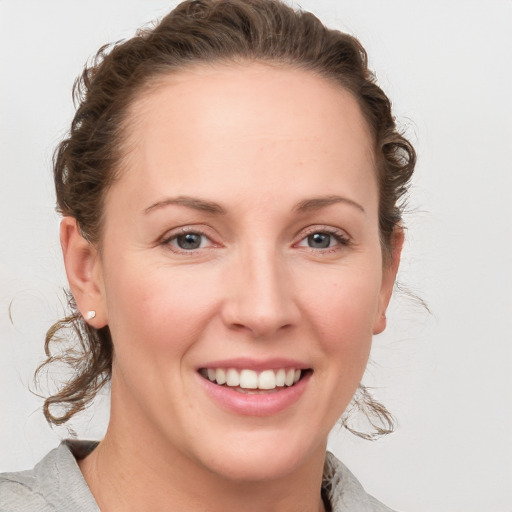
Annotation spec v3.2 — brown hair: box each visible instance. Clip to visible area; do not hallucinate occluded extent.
[37,0,416,436]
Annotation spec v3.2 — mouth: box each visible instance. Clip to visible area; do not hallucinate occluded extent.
[198,367,312,394]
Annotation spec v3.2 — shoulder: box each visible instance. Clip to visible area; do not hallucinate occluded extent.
[0,467,51,512]
[0,441,99,512]
[322,451,398,512]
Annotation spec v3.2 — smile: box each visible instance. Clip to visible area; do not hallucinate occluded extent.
[197,360,313,416]
[199,367,306,392]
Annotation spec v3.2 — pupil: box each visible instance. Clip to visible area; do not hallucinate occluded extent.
[308,233,330,248]
[178,233,201,250]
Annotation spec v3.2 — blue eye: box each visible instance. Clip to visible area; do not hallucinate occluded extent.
[307,232,333,249]
[167,232,208,251]
[161,226,219,254]
[297,228,350,251]
[176,233,203,250]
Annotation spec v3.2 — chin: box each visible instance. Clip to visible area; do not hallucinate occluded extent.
[193,429,324,483]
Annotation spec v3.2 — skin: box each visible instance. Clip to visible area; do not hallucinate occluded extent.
[61,62,402,512]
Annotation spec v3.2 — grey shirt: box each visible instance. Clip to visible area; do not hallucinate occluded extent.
[0,441,396,511]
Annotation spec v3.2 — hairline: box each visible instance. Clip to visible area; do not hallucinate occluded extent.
[93,57,383,254]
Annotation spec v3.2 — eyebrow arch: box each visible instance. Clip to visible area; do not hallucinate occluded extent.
[294,195,366,215]
[144,196,226,215]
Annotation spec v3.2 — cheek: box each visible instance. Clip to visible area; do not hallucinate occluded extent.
[294,265,383,432]
[301,266,381,362]
[103,260,220,364]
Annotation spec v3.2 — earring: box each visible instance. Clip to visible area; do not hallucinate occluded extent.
[86,310,96,320]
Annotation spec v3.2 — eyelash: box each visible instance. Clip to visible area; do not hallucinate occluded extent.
[295,226,351,253]
[160,226,351,254]
[160,227,218,254]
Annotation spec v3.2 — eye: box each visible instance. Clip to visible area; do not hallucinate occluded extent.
[306,232,334,249]
[163,230,213,252]
[296,227,350,251]
[174,232,205,250]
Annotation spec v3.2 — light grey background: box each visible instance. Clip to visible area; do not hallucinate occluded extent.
[1,1,511,511]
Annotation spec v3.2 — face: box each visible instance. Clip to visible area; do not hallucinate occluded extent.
[88,63,397,481]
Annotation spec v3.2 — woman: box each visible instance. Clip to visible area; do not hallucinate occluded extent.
[0,0,415,510]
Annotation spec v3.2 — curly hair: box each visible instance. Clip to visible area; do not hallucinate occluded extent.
[37,0,416,436]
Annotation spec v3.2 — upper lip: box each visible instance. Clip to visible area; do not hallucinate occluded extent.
[197,357,310,372]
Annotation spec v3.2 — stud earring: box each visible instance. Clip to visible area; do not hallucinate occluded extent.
[86,310,96,320]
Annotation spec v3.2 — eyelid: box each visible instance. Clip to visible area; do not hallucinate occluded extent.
[159,225,220,253]
[294,225,352,249]
[157,224,351,254]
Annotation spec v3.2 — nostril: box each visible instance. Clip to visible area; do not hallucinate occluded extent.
[220,269,300,337]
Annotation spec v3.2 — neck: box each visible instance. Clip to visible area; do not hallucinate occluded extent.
[79,418,327,512]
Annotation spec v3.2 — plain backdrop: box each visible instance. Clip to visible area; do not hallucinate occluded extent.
[1,1,511,511]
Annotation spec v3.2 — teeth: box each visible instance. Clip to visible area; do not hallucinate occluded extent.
[240,369,258,389]
[226,368,240,387]
[285,369,296,386]
[202,367,305,390]
[216,368,226,385]
[258,369,276,390]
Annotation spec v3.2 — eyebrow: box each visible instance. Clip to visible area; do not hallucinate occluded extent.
[144,196,226,215]
[144,194,364,216]
[293,195,366,215]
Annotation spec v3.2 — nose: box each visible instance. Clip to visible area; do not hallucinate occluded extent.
[221,245,300,338]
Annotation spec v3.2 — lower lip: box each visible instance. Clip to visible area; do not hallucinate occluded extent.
[198,372,311,417]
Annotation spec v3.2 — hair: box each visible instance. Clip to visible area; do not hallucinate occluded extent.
[37,0,416,436]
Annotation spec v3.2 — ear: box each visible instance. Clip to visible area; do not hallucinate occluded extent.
[60,217,108,328]
[373,227,404,335]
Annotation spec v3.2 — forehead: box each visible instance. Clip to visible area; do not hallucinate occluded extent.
[114,62,377,210]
